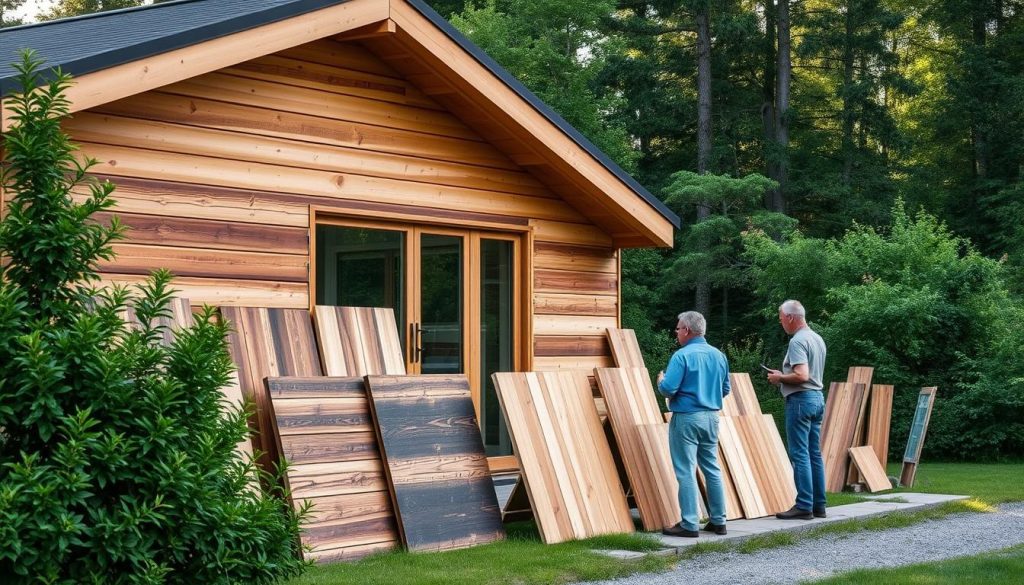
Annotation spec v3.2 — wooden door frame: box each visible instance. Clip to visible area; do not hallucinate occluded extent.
[310,207,531,471]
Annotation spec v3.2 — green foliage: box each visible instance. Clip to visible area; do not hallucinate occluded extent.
[743,200,1024,459]
[0,52,306,584]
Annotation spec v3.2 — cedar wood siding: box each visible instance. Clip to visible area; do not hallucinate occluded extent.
[64,38,617,371]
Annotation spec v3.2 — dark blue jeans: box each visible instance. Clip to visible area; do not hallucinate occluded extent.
[785,390,826,511]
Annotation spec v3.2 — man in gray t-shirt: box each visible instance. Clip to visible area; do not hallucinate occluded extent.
[766,300,827,520]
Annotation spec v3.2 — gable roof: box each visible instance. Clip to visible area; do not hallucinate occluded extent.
[0,0,679,245]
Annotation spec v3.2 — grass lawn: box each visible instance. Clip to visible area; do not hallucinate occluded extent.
[805,544,1024,584]
[287,462,1023,585]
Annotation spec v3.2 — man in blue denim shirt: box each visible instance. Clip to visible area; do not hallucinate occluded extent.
[766,299,828,520]
[656,311,730,537]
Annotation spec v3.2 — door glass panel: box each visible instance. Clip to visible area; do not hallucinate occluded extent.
[419,233,463,374]
[480,239,514,456]
[315,224,405,346]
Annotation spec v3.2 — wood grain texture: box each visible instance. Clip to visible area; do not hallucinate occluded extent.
[722,373,762,417]
[595,367,677,530]
[222,307,322,465]
[718,415,768,518]
[365,375,503,552]
[731,414,796,516]
[264,376,398,562]
[605,328,645,368]
[821,382,866,492]
[533,293,617,317]
[866,384,894,469]
[492,370,634,544]
[534,335,608,357]
[314,306,406,377]
[845,367,874,484]
[848,446,891,492]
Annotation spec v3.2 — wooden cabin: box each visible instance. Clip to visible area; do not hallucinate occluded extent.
[0,0,678,472]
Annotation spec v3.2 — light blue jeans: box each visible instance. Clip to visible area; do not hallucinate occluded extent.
[785,390,827,512]
[669,410,727,531]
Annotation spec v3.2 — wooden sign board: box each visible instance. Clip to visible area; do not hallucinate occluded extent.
[900,387,937,488]
[365,374,503,552]
[264,376,398,563]
[492,370,634,544]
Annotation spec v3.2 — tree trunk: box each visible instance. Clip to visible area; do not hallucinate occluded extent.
[773,0,791,213]
[971,11,989,180]
[694,3,712,317]
[761,0,779,210]
[841,2,856,187]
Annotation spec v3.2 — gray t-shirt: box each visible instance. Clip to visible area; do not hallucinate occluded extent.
[781,326,826,397]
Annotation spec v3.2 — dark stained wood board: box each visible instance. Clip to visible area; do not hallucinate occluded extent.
[264,376,398,562]
[492,370,634,544]
[222,306,322,467]
[364,374,504,552]
[314,306,406,377]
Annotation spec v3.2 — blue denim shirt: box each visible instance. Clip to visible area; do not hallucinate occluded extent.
[657,337,731,412]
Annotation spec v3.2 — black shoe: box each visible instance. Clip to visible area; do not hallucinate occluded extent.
[662,523,699,537]
[813,508,827,518]
[775,506,813,520]
[701,522,727,535]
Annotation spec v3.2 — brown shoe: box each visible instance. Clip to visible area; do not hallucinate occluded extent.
[662,523,699,537]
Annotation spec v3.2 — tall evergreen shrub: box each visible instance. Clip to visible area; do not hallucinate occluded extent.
[0,52,306,584]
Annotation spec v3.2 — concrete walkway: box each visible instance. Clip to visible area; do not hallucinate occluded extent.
[651,493,968,552]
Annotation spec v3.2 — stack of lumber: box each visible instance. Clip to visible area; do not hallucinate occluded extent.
[602,328,794,521]
[821,366,894,492]
[492,370,634,544]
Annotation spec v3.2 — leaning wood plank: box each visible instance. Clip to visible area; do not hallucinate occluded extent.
[723,373,763,417]
[596,367,678,530]
[845,367,875,484]
[492,371,634,544]
[605,328,645,368]
[821,382,865,492]
[265,376,398,562]
[314,306,406,377]
[732,414,792,516]
[849,446,891,492]
[900,387,937,488]
[718,416,768,518]
[761,413,798,511]
[867,384,894,469]
[222,306,322,466]
[365,375,503,552]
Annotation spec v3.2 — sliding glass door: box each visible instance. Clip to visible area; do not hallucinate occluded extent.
[315,219,520,461]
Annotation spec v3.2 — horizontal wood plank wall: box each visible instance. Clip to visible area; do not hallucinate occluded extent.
[67,38,618,369]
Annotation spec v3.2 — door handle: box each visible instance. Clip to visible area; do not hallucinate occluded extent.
[410,322,423,363]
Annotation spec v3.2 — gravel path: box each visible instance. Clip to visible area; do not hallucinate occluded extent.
[584,502,1024,585]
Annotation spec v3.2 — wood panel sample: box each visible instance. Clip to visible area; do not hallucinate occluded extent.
[845,366,875,484]
[314,306,406,377]
[731,414,794,516]
[222,306,322,464]
[715,443,745,521]
[491,370,634,544]
[848,446,891,492]
[364,375,503,552]
[595,367,677,530]
[718,416,768,518]
[605,328,645,368]
[821,382,866,492]
[867,384,894,469]
[722,373,762,417]
[265,376,398,562]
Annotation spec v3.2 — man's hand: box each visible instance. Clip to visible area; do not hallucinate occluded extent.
[656,370,665,385]
[766,369,783,385]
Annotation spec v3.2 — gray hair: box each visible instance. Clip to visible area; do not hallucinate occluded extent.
[676,311,706,335]
[779,299,806,317]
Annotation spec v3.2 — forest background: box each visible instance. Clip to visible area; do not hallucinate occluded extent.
[3,0,1022,461]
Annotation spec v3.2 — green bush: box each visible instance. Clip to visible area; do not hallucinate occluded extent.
[0,52,306,584]
[743,200,1024,459]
